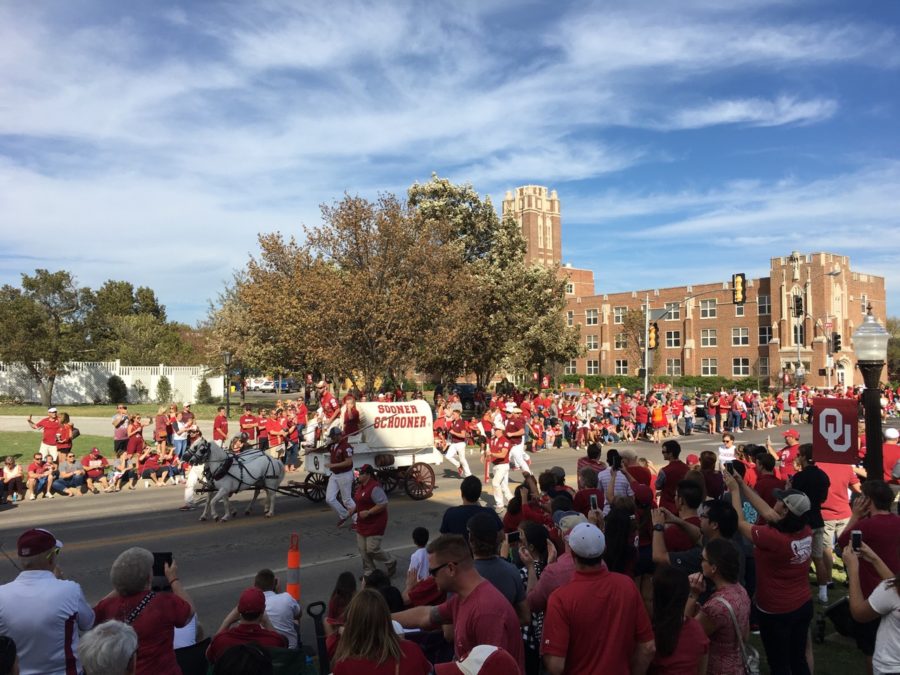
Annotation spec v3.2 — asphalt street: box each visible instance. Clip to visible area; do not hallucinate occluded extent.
[0,418,819,648]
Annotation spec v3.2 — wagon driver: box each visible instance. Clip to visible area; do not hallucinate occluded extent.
[325,427,356,527]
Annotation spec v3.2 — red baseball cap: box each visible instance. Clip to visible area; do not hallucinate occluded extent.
[686,454,699,465]
[17,528,63,557]
[434,645,520,675]
[237,587,266,614]
[782,429,800,439]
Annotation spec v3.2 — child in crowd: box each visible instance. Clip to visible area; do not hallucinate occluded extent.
[408,527,430,582]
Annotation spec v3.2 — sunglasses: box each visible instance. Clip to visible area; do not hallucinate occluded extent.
[429,560,459,577]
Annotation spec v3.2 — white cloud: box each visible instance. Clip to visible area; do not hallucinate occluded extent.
[662,96,838,130]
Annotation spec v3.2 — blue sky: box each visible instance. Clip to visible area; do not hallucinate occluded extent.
[1,0,899,324]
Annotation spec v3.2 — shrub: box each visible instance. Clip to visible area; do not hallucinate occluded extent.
[156,376,172,404]
[195,379,214,404]
[107,376,128,404]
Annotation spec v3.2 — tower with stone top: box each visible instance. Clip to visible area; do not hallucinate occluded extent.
[502,185,561,268]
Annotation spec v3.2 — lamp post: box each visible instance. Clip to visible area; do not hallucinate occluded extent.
[223,351,232,418]
[852,305,889,481]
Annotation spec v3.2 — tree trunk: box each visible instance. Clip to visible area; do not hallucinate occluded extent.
[39,376,55,407]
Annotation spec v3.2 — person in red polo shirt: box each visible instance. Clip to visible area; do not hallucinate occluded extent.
[206,587,287,664]
[212,406,228,445]
[541,523,655,674]
[488,426,513,511]
[317,380,341,434]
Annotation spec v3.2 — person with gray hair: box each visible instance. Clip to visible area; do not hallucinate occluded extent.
[93,547,194,675]
[78,621,138,674]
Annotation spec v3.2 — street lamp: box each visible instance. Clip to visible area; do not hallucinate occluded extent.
[223,351,232,418]
[852,305,889,481]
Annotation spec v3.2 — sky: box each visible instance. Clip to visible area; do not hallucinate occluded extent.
[1,0,899,324]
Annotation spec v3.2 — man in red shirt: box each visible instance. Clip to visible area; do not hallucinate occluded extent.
[767,429,801,480]
[818,460,860,597]
[504,407,531,475]
[752,453,785,518]
[392,534,525,671]
[445,409,472,478]
[80,447,110,493]
[324,427,356,526]
[238,405,257,444]
[882,427,900,485]
[317,380,341,434]
[26,452,53,499]
[212,406,228,445]
[206,587,287,664]
[264,410,285,459]
[655,440,689,513]
[27,407,60,461]
[488,426,513,511]
[541,523,655,674]
[354,464,395,576]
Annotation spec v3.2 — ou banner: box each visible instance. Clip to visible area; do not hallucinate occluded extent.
[813,398,858,464]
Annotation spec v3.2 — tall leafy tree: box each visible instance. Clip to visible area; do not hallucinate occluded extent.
[0,270,90,405]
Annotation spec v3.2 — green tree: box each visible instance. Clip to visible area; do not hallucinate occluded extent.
[0,270,91,406]
[107,375,128,404]
[156,375,172,404]
[887,316,900,383]
[195,379,214,404]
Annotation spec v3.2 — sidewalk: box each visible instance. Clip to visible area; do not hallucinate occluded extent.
[0,415,215,438]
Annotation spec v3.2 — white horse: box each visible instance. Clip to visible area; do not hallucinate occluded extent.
[186,439,285,522]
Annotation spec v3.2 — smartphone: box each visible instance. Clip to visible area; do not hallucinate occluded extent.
[152,552,173,577]
[506,531,521,545]
[590,494,599,511]
[851,530,862,552]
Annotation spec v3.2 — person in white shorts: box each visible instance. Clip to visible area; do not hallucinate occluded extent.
[504,407,531,475]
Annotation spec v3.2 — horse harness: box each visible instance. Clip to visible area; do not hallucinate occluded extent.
[203,449,282,492]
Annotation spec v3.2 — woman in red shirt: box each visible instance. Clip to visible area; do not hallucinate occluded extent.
[127,415,149,456]
[55,412,74,457]
[724,470,813,675]
[650,565,709,674]
[331,589,431,675]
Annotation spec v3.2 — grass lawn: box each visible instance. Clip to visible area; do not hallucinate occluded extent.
[0,403,230,419]
[0,431,115,460]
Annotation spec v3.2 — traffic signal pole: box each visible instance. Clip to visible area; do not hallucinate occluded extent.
[644,293,650,396]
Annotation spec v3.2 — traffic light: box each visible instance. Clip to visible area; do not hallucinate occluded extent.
[648,322,659,350]
[832,332,842,352]
[732,273,746,305]
[793,295,804,318]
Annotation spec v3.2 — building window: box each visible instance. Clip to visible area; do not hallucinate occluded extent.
[759,325,772,345]
[860,294,868,313]
[665,331,681,348]
[537,215,544,248]
[735,305,745,317]
[586,335,598,351]
[666,358,682,376]
[758,357,769,376]
[758,295,771,315]
[565,282,574,295]
[731,327,750,346]
[701,358,718,376]
[664,302,680,320]
[586,309,599,326]
[732,358,751,376]
[614,333,627,350]
[700,299,717,318]
[587,360,600,375]
[564,359,577,375]
[613,306,626,324]
[793,324,806,346]
[566,311,574,327]
[614,359,628,376]
[701,329,717,347]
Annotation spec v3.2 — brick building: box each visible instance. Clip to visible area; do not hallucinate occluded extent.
[503,186,887,388]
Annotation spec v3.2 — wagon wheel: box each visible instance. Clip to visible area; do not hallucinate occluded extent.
[378,469,400,494]
[404,462,436,501]
[303,472,329,502]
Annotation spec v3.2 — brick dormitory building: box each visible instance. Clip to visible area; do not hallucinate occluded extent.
[502,185,887,389]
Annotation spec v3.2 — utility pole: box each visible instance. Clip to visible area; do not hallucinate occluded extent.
[644,293,650,396]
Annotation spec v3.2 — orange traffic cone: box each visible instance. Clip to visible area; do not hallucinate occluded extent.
[286,533,300,600]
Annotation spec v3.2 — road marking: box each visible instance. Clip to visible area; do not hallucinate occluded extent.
[184,544,417,591]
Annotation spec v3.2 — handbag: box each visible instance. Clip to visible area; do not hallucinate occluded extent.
[125,591,156,625]
[714,595,760,675]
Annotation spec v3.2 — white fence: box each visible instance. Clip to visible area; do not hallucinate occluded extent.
[0,361,225,405]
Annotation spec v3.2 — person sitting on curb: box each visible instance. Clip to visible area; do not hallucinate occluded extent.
[206,587,287,664]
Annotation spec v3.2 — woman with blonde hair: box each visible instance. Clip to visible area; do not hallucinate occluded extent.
[154,406,169,454]
[332,589,431,675]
